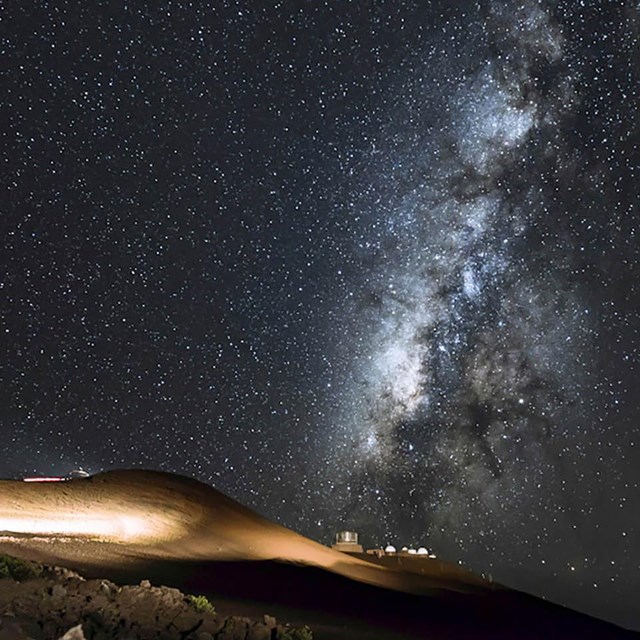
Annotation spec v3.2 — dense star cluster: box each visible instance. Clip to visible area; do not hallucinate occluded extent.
[2,0,639,630]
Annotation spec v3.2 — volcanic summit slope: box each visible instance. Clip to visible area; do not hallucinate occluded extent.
[0,470,634,639]
[0,469,451,594]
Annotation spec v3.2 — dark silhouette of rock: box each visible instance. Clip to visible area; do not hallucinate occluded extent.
[0,555,312,640]
[247,622,272,640]
[217,616,249,640]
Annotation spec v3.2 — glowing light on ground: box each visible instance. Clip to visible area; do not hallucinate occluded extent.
[0,512,167,542]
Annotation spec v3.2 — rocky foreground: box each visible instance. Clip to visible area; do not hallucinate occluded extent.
[0,555,312,640]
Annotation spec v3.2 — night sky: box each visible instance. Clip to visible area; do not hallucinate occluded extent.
[2,0,639,630]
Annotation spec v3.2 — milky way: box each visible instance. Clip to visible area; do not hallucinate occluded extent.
[324,1,592,535]
[2,0,639,630]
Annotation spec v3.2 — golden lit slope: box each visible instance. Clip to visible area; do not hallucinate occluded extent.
[0,469,486,596]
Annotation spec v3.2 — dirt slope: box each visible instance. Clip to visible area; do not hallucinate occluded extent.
[0,469,485,596]
[0,469,634,639]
